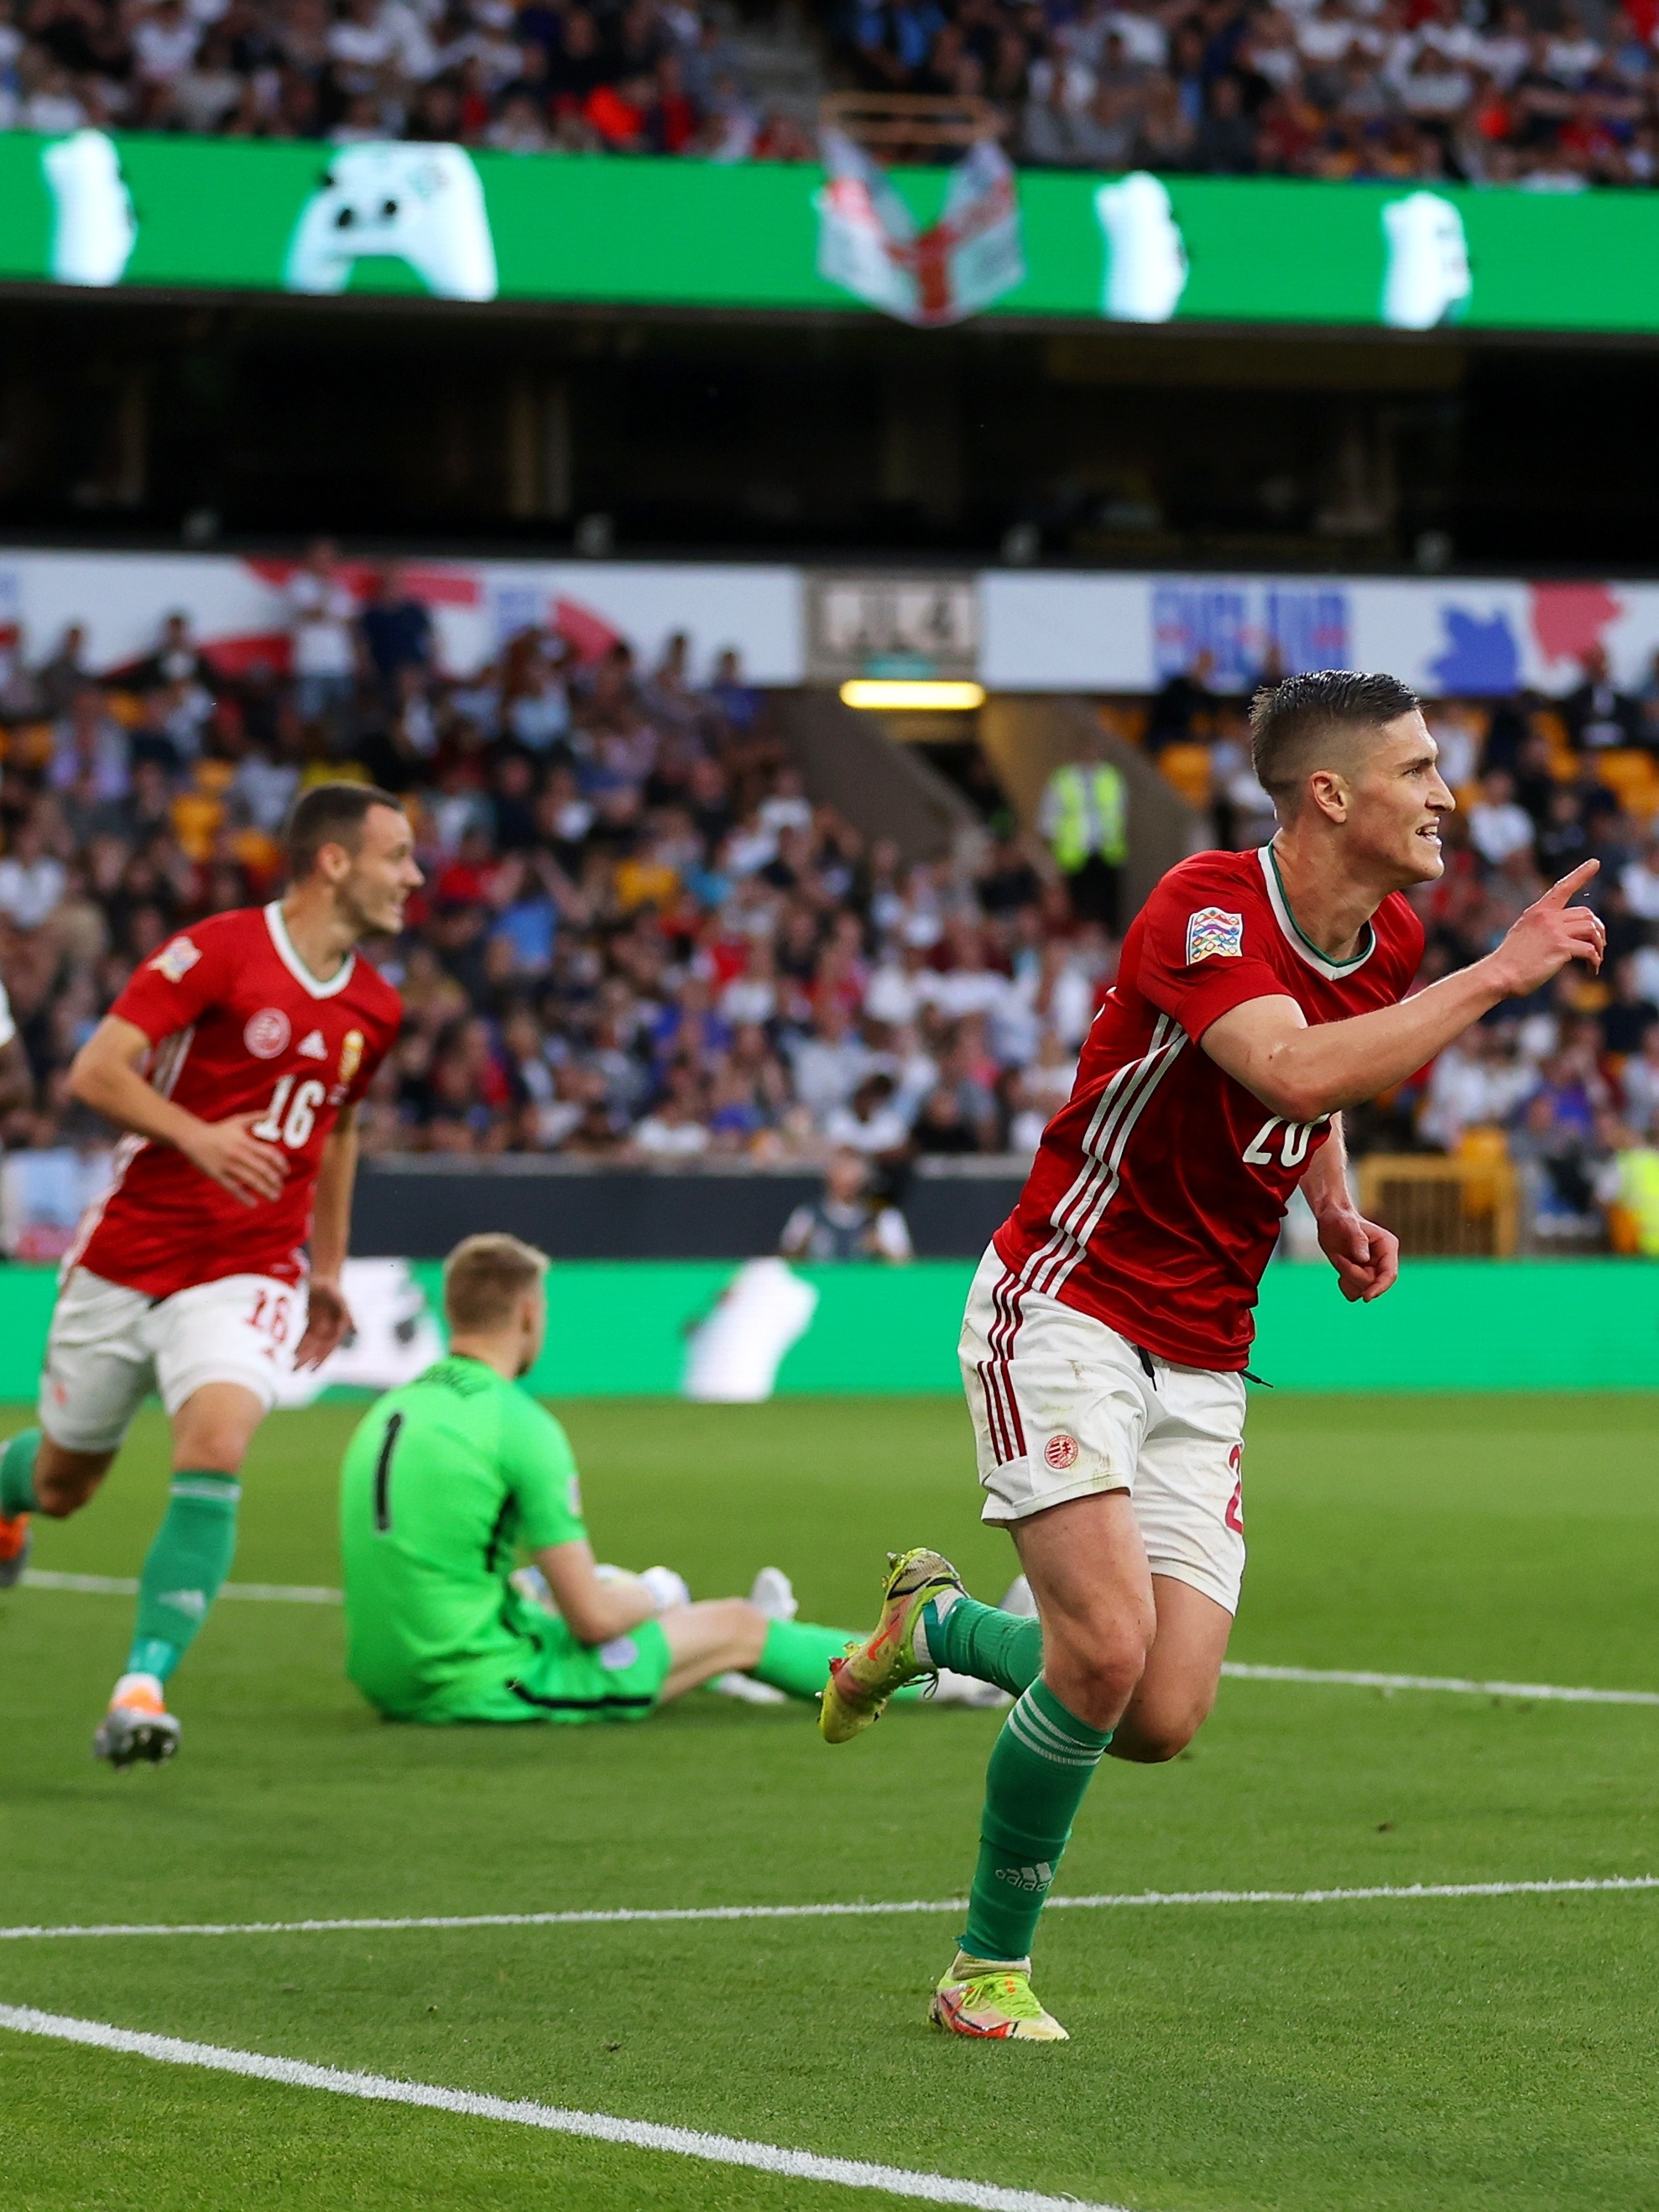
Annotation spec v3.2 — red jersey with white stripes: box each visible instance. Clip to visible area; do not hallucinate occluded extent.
[74,904,401,1301]
[992,845,1423,1370]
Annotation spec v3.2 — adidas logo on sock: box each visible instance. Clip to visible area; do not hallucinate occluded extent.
[994,1861,1055,1893]
[158,1588,208,1620]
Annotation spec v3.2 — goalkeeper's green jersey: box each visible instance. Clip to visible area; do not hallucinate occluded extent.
[339,1354,587,1720]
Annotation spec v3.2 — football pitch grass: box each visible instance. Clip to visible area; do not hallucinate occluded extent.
[4,1390,1658,2212]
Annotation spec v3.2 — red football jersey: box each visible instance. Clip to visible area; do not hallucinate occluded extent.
[994,845,1424,1370]
[72,904,402,1301]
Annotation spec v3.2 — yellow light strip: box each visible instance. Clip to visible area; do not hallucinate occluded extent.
[838,680,985,712]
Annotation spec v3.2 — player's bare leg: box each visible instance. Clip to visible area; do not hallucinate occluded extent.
[0,1433,116,1588]
[658,1599,769,1703]
[1109,1575,1233,1763]
[97,1381,267,1771]
[658,1594,904,1710]
[1009,1491,1157,1731]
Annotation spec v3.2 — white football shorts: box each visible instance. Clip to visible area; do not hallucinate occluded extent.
[39,1268,300,1454]
[959,1244,1248,1615]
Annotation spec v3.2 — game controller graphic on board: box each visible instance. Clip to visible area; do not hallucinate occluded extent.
[1380,190,1472,331]
[1093,171,1189,325]
[284,143,498,302]
[41,129,138,289]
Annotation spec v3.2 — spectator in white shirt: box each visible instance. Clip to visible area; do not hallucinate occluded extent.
[286,537,359,742]
[1467,770,1536,867]
[1620,832,1659,922]
[1418,1024,1534,1150]
[1297,1,1361,66]
[233,737,300,834]
[863,941,931,1028]
[718,941,779,1027]
[788,1002,869,1123]
[756,769,812,840]
[822,1072,910,1158]
[1481,2,1532,88]
[21,60,86,132]
[1547,8,1602,86]
[133,0,202,86]
[0,815,67,931]
[630,1091,711,1158]
[1618,1024,1659,1135]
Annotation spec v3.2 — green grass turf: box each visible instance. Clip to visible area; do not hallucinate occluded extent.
[4,1391,1659,2212]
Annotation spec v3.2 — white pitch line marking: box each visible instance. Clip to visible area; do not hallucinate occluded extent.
[20,1571,341,1604]
[1221,1661,1659,1707]
[19,1578,1659,1704]
[3,1875,1655,1946]
[0,2004,1130,2212]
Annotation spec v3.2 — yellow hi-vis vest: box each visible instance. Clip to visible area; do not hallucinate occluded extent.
[1047,762,1127,871]
[1615,1147,1659,1257]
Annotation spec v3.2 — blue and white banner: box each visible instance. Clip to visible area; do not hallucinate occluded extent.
[980,571,1659,698]
[0,545,1652,701]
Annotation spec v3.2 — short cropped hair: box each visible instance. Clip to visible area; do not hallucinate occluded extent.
[284,780,404,879]
[442,1234,550,1333]
[1249,670,1421,815]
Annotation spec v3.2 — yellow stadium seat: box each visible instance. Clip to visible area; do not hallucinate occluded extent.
[1592,749,1659,821]
[1156,741,1212,808]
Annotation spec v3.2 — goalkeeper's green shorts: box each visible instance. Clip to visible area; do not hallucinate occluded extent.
[405,1614,673,1727]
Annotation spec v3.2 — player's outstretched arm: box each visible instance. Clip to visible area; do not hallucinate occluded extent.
[535,1536,669,1647]
[69,1015,287,1207]
[294,1105,358,1369]
[1202,861,1605,1125]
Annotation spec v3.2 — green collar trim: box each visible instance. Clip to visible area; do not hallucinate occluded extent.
[1260,844,1376,979]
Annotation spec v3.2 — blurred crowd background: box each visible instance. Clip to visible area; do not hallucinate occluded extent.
[3,549,1659,1259]
[4,0,1657,191]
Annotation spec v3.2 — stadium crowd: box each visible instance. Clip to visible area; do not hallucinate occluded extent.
[3,0,1656,190]
[843,0,1659,190]
[3,561,1659,1253]
[0,556,1118,1226]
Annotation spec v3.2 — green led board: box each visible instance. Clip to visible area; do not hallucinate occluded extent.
[4,129,1659,333]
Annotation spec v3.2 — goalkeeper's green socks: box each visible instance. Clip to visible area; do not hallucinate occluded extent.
[961,1679,1111,1964]
[918,1591,1043,1697]
[0,1427,39,1516]
[752,1619,860,1701]
[123,1472,241,1684]
[752,1619,936,1704]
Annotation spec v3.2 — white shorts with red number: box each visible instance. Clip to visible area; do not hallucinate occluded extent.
[39,1268,298,1454]
[959,1244,1248,1615]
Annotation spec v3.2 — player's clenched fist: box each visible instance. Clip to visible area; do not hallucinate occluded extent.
[182,1113,288,1207]
[1489,858,1606,996]
[294,1276,354,1370]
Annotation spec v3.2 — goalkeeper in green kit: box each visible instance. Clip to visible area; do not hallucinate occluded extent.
[339,1232,955,1725]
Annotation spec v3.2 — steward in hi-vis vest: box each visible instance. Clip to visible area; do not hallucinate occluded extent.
[1037,748,1129,931]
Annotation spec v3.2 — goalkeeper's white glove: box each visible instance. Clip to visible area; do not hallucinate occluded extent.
[638,1564,691,1613]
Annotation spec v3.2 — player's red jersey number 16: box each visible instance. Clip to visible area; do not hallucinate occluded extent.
[250,1076,327,1150]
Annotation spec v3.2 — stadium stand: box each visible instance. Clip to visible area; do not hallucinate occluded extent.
[0,571,1656,1263]
[6,0,1658,191]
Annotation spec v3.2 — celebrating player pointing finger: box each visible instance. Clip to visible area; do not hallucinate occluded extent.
[818,670,1605,2042]
[0,782,416,1768]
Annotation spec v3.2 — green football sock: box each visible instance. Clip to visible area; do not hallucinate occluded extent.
[919,1594,1043,1697]
[1,1428,39,1516]
[125,1472,241,1684]
[962,1679,1111,1964]
[751,1619,854,1702]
